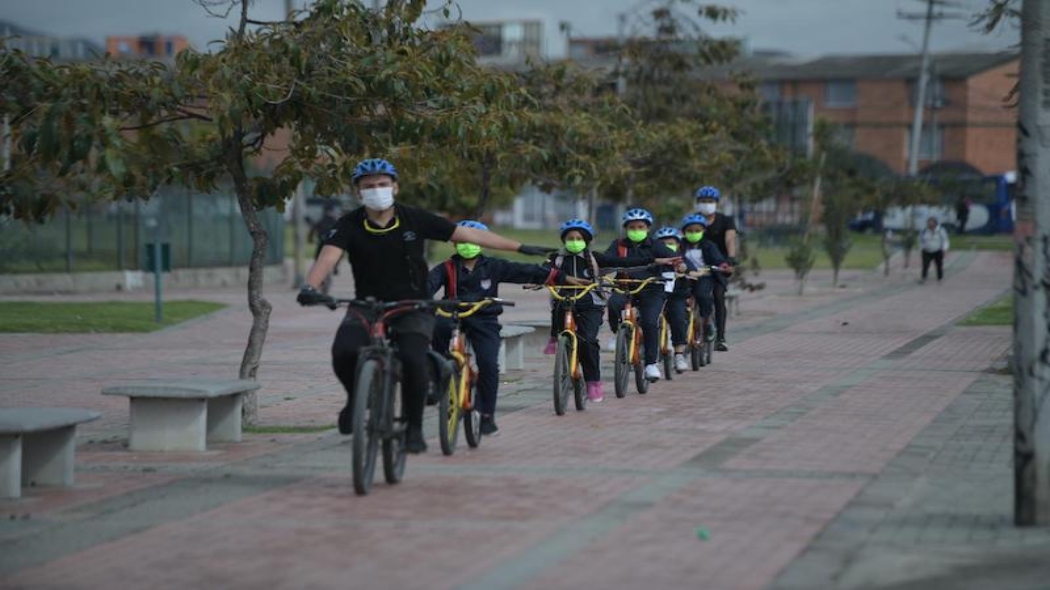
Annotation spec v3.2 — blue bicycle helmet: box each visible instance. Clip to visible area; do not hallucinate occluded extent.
[681,213,709,229]
[694,186,720,200]
[654,226,682,240]
[621,207,654,226]
[559,218,595,241]
[456,219,489,231]
[352,158,398,184]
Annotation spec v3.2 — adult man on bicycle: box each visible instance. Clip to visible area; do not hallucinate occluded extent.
[297,158,550,454]
[694,186,738,351]
[427,220,551,436]
[605,207,679,382]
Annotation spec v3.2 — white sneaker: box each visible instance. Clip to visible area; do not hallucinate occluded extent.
[674,353,688,373]
[606,336,617,352]
[645,363,662,381]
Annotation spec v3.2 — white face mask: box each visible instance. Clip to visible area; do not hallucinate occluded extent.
[360,187,395,211]
[697,203,717,216]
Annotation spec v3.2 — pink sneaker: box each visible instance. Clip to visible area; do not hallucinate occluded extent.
[543,337,557,355]
[587,381,605,402]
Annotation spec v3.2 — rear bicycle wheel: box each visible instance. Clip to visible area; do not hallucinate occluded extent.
[661,322,673,381]
[352,359,381,496]
[382,377,406,485]
[572,341,587,411]
[691,343,702,370]
[438,363,462,456]
[553,335,572,415]
[704,337,714,366]
[613,328,630,398]
[463,378,482,449]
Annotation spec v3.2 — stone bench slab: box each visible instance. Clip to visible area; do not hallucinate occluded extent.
[499,325,536,374]
[102,379,259,452]
[0,408,100,499]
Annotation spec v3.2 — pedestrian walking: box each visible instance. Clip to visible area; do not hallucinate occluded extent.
[919,216,950,283]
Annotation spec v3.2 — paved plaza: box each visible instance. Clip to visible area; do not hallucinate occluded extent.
[2,250,1049,590]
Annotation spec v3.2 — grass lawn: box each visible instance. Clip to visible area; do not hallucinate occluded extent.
[959,294,1012,326]
[0,300,227,333]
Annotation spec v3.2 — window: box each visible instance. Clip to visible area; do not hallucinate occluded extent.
[908,78,946,108]
[909,126,944,160]
[824,79,856,107]
[759,82,781,102]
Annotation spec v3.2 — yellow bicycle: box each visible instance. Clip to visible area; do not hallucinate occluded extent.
[434,298,512,455]
[610,277,663,397]
[545,282,604,415]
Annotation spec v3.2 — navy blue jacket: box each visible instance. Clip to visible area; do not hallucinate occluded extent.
[682,240,728,285]
[427,255,550,317]
[604,236,677,295]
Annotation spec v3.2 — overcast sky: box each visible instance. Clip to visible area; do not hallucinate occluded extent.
[1,0,1018,57]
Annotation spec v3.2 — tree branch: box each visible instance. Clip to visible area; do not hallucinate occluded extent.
[119,111,211,131]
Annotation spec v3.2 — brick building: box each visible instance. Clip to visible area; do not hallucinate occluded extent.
[752,52,1018,176]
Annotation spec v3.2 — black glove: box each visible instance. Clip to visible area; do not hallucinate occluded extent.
[518,244,556,257]
[727,256,739,267]
[297,285,328,306]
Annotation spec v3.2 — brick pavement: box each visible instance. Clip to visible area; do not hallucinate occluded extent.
[2,250,1045,590]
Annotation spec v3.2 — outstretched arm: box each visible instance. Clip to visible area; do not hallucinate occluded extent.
[452,227,522,253]
[304,245,343,289]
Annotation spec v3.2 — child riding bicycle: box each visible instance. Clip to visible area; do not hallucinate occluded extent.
[427,220,552,436]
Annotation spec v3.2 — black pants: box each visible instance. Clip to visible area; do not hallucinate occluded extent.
[921,250,944,281]
[553,304,603,383]
[432,315,502,417]
[331,310,435,430]
[665,292,689,347]
[608,290,667,365]
[712,279,728,341]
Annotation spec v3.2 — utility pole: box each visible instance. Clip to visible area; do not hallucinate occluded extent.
[898,0,963,176]
[1014,0,1050,527]
[284,0,307,288]
[616,13,627,96]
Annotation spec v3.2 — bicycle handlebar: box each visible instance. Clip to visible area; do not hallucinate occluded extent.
[434,298,515,319]
[608,276,665,295]
[543,281,604,303]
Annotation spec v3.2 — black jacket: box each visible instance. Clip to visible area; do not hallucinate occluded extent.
[427,255,550,317]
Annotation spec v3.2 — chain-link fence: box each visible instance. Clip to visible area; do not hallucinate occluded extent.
[0,185,285,274]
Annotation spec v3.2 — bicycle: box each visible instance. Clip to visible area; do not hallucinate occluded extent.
[680,266,732,370]
[609,277,664,397]
[659,311,675,380]
[306,296,453,496]
[433,298,514,456]
[540,281,605,416]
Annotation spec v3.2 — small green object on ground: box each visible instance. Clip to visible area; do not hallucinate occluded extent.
[696,527,710,541]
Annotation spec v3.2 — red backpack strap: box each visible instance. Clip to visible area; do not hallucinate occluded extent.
[444,259,457,299]
[617,239,627,259]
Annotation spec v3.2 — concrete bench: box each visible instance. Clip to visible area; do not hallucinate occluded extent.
[725,291,741,317]
[498,324,536,374]
[0,408,100,498]
[102,379,260,452]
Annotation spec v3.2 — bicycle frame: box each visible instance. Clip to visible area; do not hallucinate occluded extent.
[610,277,661,366]
[546,283,602,384]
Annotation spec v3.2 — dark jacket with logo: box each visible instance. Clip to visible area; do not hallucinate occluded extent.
[427,254,550,317]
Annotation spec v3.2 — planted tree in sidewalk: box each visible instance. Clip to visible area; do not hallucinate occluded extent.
[0,0,501,422]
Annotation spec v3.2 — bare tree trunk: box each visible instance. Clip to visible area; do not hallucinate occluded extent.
[1014,0,1050,526]
[227,140,272,425]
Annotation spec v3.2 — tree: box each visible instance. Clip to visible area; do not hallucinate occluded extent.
[1,0,502,422]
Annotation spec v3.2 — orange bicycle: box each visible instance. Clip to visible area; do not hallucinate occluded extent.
[681,266,732,370]
[433,298,513,455]
[610,277,663,397]
[544,281,604,415]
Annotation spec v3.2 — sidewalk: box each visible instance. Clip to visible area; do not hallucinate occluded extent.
[2,251,1047,590]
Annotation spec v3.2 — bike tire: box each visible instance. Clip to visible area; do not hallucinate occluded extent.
[704,338,713,366]
[691,343,702,370]
[352,359,381,496]
[464,380,482,448]
[662,351,673,381]
[438,363,462,456]
[613,328,630,398]
[573,373,587,412]
[553,335,572,416]
[635,339,649,394]
[382,377,406,485]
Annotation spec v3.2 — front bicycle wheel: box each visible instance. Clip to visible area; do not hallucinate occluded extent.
[634,337,649,395]
[438,363,462,456]
[704,336,714,366]
[463,378,482,449]
[352,359,381,496]
[661,322,674,381]
[553,335,572,416]
[382,377,406,485]
[613,328,630,398]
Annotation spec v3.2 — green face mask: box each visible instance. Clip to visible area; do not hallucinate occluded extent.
[455,243,482,259]
[684,230,705,244]
[626,229,649,243]
[664,242,679,252]
[564,239,587,254]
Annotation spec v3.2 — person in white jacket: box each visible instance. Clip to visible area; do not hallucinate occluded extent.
[919,216,950,283]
